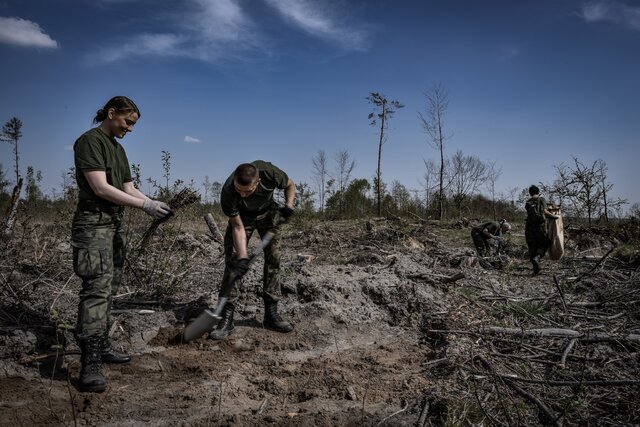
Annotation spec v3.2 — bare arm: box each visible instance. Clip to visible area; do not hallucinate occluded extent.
[123,181,149,202]
[229,215,249,259]
[544,209,558,219]
[284,177,296,209]
[482,227,496,239]
[84,171,145,208]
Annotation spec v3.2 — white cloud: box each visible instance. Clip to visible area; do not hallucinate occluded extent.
[93,33,185,63]
[194,0,253,42]
[580,1,640,31]
[92,0,261,63]
[263,0,369,51]
[91,0,369,64]
[184,135,201,144]
[0,17,59,48]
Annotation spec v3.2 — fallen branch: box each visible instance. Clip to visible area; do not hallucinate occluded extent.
[416,398,429,427]
[441,272,466,284]
[483,326,640,344]
[471,371,640,387]
[559,338,577,369]
[502,378,562,427]
[376,400,409,426]
[553,274,567,313]
[256,397,268,415]
[204,213,224,242]
[21,350,81,364]
[577,246,616,280]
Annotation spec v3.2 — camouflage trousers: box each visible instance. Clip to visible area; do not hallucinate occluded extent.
[525,222,550,260]
[220,210,283,305]
[71,209,126,340]
[471,228,492,257]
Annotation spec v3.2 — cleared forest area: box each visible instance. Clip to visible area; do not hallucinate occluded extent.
[1,210,639,426]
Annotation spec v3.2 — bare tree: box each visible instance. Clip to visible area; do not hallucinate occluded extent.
[420,84,450,220]
[367,92,403,216]
[211,181,222,204]
[1,117,23,184]
[25,166,43,203]
[595,159,625,222]
[450,150,487,218]
[549,157,625,225]
[485,160,502,219]
[421,158,439,214]
[202,175,212,204]
[312,150,328,213]
[332,150,356,215]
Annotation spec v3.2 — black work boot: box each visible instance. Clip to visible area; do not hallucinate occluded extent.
[208,303,235,341]
[79,337,106,393]
[263,301,294,333]
[532,255,541,275]
[102,336,131,364]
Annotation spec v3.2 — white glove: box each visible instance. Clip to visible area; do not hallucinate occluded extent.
[142,199,171,219]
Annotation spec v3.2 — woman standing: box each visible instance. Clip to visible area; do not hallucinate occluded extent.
[72,96,171,392]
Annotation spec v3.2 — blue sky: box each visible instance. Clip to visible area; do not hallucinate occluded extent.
[1,0,639,209]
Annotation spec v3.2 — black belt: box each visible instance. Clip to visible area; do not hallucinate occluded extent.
[77,200,124,214]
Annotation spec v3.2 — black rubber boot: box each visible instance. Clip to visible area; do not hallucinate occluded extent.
[532,255,541,275]
[102,336,131,364]
[79,337,106,393]
[208,303,235,341]
[264,301,294,333]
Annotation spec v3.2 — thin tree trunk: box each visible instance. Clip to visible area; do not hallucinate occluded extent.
[438,115,444,221]
[377,107,385,217]
[3,178,23,236]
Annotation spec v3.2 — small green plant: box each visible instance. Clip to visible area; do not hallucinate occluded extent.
[456,286,478,301]
[507,300,549,320]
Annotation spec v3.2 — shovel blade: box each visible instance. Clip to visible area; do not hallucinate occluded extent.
[182,309,220,342]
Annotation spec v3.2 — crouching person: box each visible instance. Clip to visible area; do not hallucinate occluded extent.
[210,161,296,341]
[471,220,511,257]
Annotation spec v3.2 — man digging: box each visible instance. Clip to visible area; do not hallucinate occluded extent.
[209,161,296,340]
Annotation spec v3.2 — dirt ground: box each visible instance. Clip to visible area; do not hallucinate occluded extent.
[1,216,639,426]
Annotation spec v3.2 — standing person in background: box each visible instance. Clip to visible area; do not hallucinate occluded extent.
[72,96,172,393]
[209,160,296,341]
[525,185,558,275]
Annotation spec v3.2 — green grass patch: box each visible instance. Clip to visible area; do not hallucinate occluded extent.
[456,286,478,301]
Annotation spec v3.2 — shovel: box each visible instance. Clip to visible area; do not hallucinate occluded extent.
[182,226,280,342]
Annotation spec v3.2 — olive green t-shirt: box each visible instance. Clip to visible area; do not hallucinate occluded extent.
[74,127,132,203]
[220,160,289,218]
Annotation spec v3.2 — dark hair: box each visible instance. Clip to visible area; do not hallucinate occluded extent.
[529,185,540,196]
[234,163,259,186]
[93,96,141,124]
